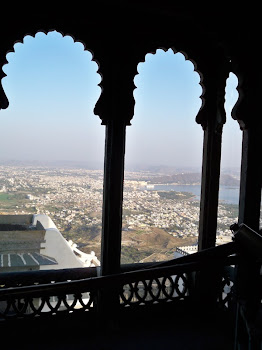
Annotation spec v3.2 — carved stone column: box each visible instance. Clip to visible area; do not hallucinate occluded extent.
[92,52,137,326]
[230,57,261,347]
[94,55,136,277]
[231,57,262,233]
[196,56,229,251]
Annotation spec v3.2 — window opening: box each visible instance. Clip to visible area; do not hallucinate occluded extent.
[122,49,203,264]
[217,73,241,245]
[0,31,103,272]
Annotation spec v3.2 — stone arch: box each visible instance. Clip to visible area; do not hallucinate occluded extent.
[0,29,105,164]
[133,46,205,120]
[127,47,204,169]
[121,47,205,263]
[0,29,102,113]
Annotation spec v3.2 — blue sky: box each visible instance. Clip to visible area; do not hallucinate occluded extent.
[0,31,241,170]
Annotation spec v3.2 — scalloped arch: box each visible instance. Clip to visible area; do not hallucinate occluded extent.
[0,29,102,111]
[133,46,205,124]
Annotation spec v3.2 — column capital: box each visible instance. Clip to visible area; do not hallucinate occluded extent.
[231,56,261,130]
[94,59,137,126]
[195,63,230,131]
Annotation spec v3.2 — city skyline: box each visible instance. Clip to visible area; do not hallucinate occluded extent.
[0,163,238,263]
[0,31,241,170]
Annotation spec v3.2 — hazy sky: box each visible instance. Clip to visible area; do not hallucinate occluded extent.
[0,31,241,170]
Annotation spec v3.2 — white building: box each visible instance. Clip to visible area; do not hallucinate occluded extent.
[0,214,100,273]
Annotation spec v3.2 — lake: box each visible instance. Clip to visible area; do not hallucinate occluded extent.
[146,184,239,205]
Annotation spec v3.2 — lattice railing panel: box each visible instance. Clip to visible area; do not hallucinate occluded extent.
[0,291,95,319]
[120,273,190,307]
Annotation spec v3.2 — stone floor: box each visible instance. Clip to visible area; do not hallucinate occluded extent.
[3,305,235,350]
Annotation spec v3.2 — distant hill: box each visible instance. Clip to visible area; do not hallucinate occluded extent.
[219,174,240,186]
[149,173,239,186]
[125,164,203,174]
[0,159,103,170]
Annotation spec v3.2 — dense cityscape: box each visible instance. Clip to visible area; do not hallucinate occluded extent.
[0,164,242,263]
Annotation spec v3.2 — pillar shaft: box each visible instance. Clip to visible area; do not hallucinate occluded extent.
[238,126,261,232]
[198,122,223,250]
[100,119,126,276]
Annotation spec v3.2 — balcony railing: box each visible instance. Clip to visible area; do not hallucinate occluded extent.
[0,241,238,320]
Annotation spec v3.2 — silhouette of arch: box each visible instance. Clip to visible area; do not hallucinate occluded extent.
[122,48,204,263]
[128,48,203,168]
[0,30,102,113]
[133,47,204,120]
